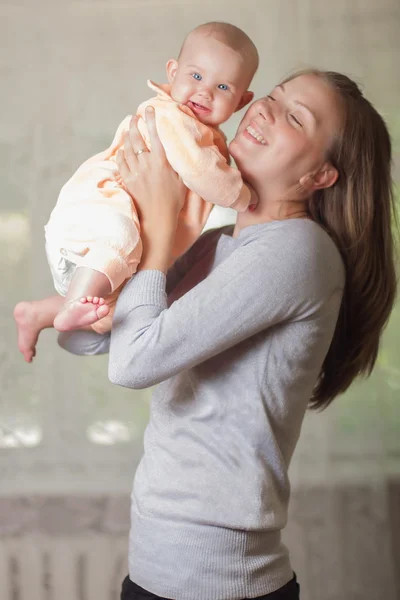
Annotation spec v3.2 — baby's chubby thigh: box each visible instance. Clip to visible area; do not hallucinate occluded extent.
[48,165,142,293]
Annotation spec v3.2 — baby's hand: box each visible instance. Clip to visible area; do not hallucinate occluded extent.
[247,183,259,213]
[115,172,124,186]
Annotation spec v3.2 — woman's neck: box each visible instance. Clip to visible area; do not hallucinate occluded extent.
[233,193,310,238]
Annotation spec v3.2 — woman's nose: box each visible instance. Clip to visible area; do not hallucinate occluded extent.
[261,106,275,125]
[258,101,275,125]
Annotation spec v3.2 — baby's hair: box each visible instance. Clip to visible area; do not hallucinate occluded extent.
[179,22,259,83]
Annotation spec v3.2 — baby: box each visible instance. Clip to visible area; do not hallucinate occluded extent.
[14,21,259,362]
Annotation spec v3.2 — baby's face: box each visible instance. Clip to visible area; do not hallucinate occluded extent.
[168,36,251,127]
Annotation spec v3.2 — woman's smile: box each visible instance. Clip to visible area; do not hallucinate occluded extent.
[244,123,268,145]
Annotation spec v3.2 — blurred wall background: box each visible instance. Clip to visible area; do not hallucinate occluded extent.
[0,1,399,599]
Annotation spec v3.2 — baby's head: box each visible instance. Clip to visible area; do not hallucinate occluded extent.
[166,22,259,127]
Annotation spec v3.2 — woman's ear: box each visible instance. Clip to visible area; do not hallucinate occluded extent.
[234,91,254,112]
[166,59,178,84]
[300,162,339,191]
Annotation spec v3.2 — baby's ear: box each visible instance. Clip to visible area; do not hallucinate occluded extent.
[235,91,254,112]
[166,59,178,83]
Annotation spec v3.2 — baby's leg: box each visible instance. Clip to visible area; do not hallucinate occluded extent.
[53,267,111,332]
[14,295,65,363]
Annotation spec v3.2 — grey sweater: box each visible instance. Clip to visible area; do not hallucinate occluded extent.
[59,219,345,600]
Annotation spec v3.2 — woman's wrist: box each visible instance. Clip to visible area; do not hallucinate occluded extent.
[138,246,172,273]
[138,213,178,273]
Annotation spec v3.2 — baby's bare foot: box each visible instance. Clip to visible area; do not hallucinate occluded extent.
[14,302,40,363]
[53,296,110,332]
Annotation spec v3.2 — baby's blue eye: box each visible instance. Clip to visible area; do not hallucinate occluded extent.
[192,73,202,80]
[218,84,229,91]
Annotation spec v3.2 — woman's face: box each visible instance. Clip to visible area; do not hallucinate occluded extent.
[229,74,343,195]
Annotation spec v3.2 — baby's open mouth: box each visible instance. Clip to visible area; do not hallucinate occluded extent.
[188,101,211,114]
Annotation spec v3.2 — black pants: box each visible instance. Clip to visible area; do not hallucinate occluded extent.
[120,574,300,600]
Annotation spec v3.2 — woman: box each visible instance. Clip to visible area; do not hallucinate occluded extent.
[59,70,397,600]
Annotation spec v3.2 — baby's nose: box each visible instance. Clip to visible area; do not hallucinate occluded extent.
[198,87,212,99]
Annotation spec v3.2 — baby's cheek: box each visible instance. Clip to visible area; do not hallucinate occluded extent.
[217,98,235,122]
[171,81,193,104]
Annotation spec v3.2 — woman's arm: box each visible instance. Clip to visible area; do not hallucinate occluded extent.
[57,259,184,357]
[108,222,345,389]
[57,233,213,357]
[58,330,111,355]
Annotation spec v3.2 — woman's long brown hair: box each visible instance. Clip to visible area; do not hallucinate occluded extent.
[284,70,398,410]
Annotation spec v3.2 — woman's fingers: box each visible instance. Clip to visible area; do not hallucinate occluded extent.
[116,148,132,182]
[123,131,138,173]
[145,106,166,159]
[127,115,148,156]
[116,108,184,218]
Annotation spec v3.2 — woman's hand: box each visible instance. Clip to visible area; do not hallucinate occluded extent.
[116,106,186,273]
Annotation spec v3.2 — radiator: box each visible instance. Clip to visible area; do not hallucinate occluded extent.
[0,534,128,600]
[0,486,398,600]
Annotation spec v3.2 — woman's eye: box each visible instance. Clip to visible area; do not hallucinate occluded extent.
[218,84,229,91]
[267,95,276,101]
[192,73,202,80]
[289,114,302,127]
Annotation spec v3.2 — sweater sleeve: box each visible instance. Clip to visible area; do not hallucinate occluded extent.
[108,226,344,389]
[155,105,251,212]
[58,329,111,356]
[56,232,211,356]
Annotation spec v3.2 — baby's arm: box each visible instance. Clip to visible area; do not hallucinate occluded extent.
[154,106,251,212]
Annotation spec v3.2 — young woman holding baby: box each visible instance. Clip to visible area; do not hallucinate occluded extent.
[38,23,396,600]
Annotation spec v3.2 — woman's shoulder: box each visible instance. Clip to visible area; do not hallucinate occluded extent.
[278,218,342,258]
[239,219,346,291]
[248,218,341,258]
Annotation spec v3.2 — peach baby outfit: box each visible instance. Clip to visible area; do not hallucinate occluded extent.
[45,80,251,333]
